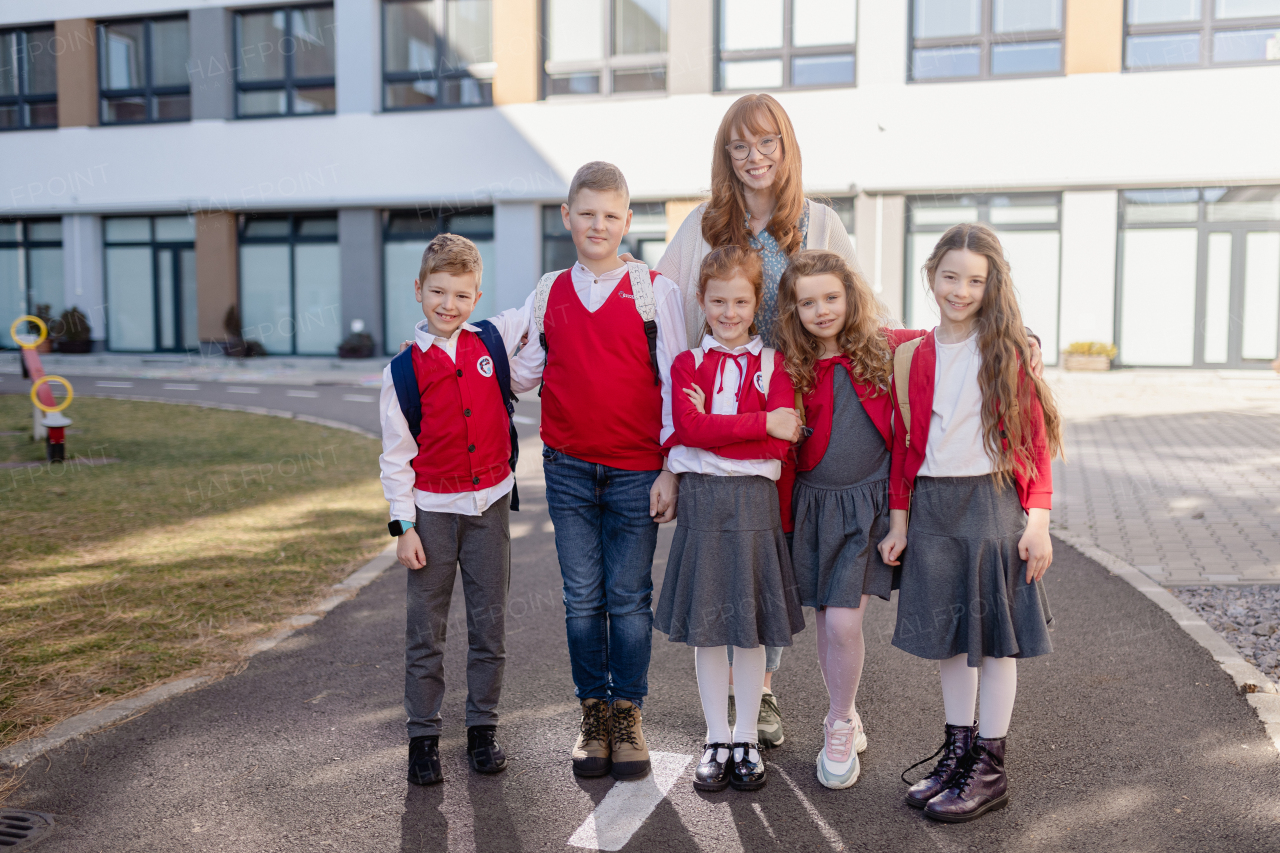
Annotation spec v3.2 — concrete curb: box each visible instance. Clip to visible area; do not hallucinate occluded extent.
[0,546,399,770]
[1052,529,1280,753]
[83,393,380,440]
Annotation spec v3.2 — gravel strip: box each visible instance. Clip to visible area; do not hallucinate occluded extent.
[1173,586,1280,685]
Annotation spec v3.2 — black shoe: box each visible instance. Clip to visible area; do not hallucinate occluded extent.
[693,742,733,792]
[904,722,977,808]
[729,742,767,791]
[467,725,508,774]
[408,735,443,786]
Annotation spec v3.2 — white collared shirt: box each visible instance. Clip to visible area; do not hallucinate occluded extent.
[918,329,995,478]
[379,314,537,521]
[512,261,687,446]
[667,334,783,481]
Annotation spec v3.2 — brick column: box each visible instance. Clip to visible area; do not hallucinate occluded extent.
[55,19,98,127]
[195,211,238,351]
[1065,0,1124,74]
[492,0,539,105]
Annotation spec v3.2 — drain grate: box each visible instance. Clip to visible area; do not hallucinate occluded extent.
[0,811,54,849]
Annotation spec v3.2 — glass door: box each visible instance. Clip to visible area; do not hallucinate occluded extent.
[154,245,197,351]
[1199,226,1280,367]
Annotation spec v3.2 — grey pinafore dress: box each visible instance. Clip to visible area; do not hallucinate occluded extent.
[791,364,899,608]
[891,476,1055,666]
[654,473,806,648]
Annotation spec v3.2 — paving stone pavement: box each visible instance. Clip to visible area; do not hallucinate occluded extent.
[1049,368,1280,586]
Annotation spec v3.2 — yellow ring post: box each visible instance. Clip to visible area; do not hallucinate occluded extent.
[10,315,47,349]
[31,375,73,413]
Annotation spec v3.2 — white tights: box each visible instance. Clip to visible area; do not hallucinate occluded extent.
[696,645,766,762]
[815,599,869,727]
[939,654,1018,739]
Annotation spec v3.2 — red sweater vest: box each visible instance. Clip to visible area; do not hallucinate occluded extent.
[410,330,512,493]
[540,268,664,471]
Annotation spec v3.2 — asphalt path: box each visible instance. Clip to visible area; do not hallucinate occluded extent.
[6,377,1280,852]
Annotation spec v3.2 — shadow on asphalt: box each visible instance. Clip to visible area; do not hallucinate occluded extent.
[9,519,1280,852]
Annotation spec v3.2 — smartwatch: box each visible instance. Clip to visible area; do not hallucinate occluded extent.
[388,519,416,537]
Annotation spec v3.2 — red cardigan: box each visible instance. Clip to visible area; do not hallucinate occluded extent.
[668,347,793,461]
[888,330,1052,513]
[776,328,926,531]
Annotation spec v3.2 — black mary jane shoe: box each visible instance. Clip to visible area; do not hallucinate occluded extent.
[408,735,444,785]
[693,742,733,792]
[729,742,767,791]
[467,725,508,774]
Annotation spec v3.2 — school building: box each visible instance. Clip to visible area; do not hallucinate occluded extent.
[1,0,1278,367]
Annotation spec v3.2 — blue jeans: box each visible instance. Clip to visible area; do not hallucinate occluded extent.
[543,446,659,707]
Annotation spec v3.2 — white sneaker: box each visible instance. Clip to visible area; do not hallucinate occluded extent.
[816,718,861,790]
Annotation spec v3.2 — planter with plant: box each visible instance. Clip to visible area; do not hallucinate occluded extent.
[1063,342,1117,371]
[221,305,267,357]
[31,304,54,352]
[54,306,93,353]
[338,331,375,359]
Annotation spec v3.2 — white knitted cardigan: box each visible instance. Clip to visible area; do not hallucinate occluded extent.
[654,200,862,349]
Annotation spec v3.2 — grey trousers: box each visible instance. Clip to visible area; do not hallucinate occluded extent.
[405,494,511,738]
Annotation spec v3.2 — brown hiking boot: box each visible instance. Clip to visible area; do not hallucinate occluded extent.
[572,698,612,777]
[609,699,651,781]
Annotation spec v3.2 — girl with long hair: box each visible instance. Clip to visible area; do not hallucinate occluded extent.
[879,223,1063,823]
[654,246,806,793]
[654,92,863,747]
[774,250,925,789]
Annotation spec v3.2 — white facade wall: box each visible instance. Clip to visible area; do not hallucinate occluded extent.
[3,1,1279,359]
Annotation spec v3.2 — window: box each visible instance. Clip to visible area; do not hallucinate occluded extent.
[235,5,336,117]
[1119,187,1280,367]
[0,27,57,130]
[541,201,667,272]
[909,0,1063,81]
[717,0,857,91]
[1124,0,1280,70]
[543,0,668,96]
[0,220,62,347]
[383,208,495,354]
[238,213,341,354]
[906,194,1062,363]
[103,217,196,352]
[383,0,493,109]
[98,17,190,123]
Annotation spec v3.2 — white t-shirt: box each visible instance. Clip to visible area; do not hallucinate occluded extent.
[918,331,996,478]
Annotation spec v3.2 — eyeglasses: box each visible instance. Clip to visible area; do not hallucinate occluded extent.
[726,136,779,161]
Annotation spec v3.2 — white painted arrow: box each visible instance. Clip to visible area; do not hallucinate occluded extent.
[567,752,693,851]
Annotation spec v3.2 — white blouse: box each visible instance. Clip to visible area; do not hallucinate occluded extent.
[918,331,996,478]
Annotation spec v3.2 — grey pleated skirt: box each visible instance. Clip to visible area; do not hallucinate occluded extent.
[654,473,806,648]
[792,477,898,608]
[892,475,1054,667]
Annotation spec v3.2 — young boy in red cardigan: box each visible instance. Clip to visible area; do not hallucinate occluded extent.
[379,234,536,786]
[513,162,688,781]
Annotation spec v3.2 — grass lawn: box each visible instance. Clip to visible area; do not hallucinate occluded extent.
[0,394,389,758]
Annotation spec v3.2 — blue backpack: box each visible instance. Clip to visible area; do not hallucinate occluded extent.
[389,320,520,511]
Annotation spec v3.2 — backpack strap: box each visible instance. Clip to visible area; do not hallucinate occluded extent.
[626,261,662,386]
[472,320,520,512]
[893,337,924,448]
[389,347,422,439]
[532,269,563,399]
[760,347,776,395]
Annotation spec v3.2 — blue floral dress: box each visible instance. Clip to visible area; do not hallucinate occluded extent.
[750,200,810,347]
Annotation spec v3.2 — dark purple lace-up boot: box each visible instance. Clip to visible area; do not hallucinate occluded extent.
[904,722,977,808]
[924,735,1009,823]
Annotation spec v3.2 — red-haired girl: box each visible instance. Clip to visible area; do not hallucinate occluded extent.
[654,246,806,793]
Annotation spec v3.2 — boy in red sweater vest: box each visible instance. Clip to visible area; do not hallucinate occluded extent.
[514,162,688,781]
[379,234,536,786]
